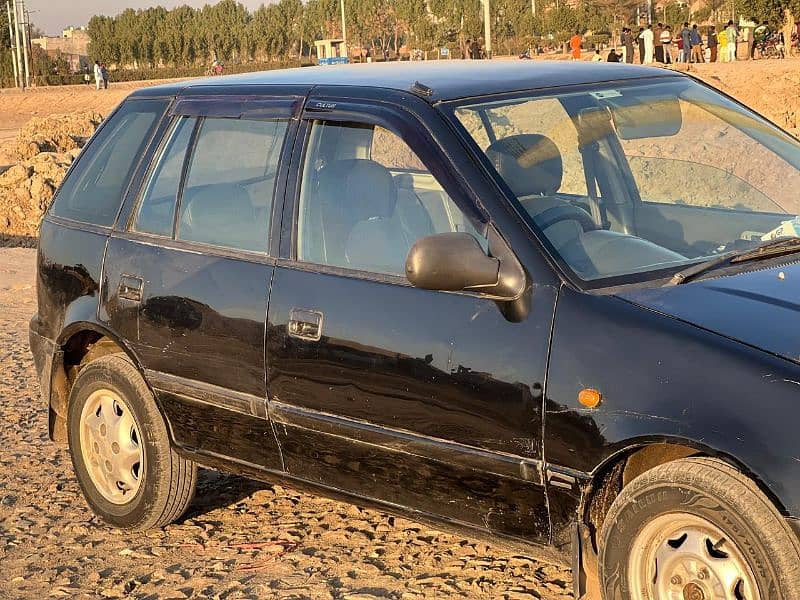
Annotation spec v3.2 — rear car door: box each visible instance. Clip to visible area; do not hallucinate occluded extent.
[101,95,299,469]
[266,94,557,544]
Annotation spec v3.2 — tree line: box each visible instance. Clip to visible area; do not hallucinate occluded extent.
[84,0,616,67]
[2,0,799,86]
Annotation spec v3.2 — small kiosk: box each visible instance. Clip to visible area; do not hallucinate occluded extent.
[315,39,350,65]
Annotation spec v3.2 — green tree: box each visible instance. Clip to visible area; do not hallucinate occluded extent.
[87,15,118,63]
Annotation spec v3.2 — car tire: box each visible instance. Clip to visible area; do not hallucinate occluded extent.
[67,353,197,530]
[598,456,800,600]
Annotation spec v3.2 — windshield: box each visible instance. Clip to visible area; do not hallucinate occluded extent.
[451,78,800,286]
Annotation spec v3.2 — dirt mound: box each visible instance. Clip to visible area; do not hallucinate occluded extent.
[11,112,103,160]
[686,61,800,139]
[0,151,79,245]
[0,112,102,246]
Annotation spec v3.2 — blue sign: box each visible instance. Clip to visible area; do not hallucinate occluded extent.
[319,57,350,65]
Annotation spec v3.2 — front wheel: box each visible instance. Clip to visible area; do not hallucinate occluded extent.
[599,457,800,599]
[67,354,197,530]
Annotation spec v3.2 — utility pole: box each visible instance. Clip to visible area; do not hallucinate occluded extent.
[5,0,19,88]
[339,0,347,60]
[482,0,491,58]
[11,0,23,88]
[19,0,29,88]
[531,0,536,18]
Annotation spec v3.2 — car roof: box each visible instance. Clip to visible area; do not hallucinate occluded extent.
[131,60,682,103]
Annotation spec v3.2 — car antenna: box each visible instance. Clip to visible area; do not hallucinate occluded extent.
[411,81,434,97]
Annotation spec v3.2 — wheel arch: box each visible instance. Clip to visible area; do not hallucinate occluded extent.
[580,436,790,546]
[49,321,148,443]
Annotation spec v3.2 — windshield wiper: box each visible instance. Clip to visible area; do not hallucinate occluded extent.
[666,237,800,286]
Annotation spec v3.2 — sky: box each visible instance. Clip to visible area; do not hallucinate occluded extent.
[28,0,269,36]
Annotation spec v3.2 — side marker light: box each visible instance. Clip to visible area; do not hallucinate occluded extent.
[578,388,602,408]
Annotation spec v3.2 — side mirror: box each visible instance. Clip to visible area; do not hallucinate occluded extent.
[405,232,525,300]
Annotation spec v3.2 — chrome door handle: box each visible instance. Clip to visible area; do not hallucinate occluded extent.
[118,275,144,302]
[288,308,323,341]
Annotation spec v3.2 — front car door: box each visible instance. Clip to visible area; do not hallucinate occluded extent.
[101,94,300,469]
[266,90,559,544]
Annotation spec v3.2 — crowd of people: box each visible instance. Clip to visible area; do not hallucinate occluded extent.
[589,19,796,63]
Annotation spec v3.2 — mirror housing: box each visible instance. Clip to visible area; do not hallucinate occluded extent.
[405,232,525,301]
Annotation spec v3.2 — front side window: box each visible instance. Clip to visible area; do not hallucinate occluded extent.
[51,99,167,226]
[296,121,483,276]
[452,78,800,285]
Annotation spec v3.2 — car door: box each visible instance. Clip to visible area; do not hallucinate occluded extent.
[266,94,558,544]
[101,95,299,470]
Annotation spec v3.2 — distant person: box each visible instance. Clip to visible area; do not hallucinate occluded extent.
[626,27,635,63]
[591,48,603,61]
[660,25,673,63]
[640,24,655,63]
[707,26,718,62]
[100,64,109,89]
[690,24,704,62]
[82,68,90,86]
[469,38,481,59]
[637,27,645,63]
[753,20,771,58]
[570,30,583,60]
[620,28,630,63]
[654,23,664,62]
[725,20,738,61]
[681,22,692,62]
[717,26,729,62]
[93,61,104,90]
[607,48,621,62]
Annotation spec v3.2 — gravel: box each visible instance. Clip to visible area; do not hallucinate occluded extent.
[0,247,573,599]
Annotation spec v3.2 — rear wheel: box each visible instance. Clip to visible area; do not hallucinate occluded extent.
[599,457,800,599]
[67,354,197,530]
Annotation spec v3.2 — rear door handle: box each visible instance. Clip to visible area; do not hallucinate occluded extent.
[118,275,144,302]
[288,308,323,341]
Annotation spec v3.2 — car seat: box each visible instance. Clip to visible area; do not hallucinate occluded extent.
[179,183,265,252]
[485,133,589,252]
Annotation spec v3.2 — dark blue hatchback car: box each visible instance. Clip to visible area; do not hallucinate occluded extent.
[29,61,800,599]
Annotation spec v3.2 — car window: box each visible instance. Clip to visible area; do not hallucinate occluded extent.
[457,97,588,197]
[175,118,289,253]
[619,98,798,213]
[134,116,196,237]
[50,99,167,226]
[296,121,484,276]
[453,79,800,285]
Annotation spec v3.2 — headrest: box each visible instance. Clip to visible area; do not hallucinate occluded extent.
[318,159,397,220]
[183,183,253,231]
[485,134,563,197]
[180,183,263,251]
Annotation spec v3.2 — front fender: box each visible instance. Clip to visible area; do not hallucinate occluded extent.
[545,287,800,519]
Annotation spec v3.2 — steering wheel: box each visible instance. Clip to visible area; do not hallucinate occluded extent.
[534,204,598,232]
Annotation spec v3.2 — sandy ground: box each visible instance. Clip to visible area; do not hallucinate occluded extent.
[0,57,797,140]
[0,248,573,599]
[0,80,183,167]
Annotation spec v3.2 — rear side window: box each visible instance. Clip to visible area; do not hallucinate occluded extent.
[134,116,196,236]
[176,118,288,253]
[50,99,167,226]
